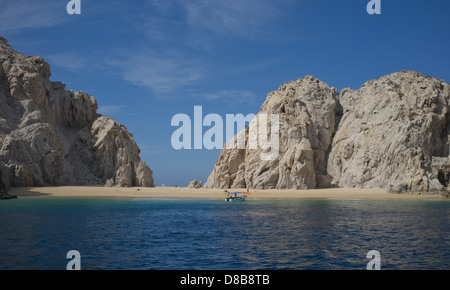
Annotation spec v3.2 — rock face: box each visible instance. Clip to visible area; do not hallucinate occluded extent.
[328,71,449,195]
[205,71,450,195]
[206,76,338,189]
[0,36,154,188]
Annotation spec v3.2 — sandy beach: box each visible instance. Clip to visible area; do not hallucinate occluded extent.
[9,186,449,200]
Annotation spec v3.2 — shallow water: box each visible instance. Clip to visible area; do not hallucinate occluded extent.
[0,197,449,270]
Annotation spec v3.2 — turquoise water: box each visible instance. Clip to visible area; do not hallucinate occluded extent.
[0,197,449,270]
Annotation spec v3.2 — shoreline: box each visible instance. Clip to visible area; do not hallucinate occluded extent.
[9,186,449,201]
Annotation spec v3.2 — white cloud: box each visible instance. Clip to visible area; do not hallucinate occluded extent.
[181,0,286,38]
[0,0,65,32]
[147,0,173,12]
[108,50,206,93]
[105,51,263,104]
[140,0,293,50]
[44,52,88,71]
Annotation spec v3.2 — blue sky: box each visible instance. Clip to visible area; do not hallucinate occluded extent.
[1,0,449,186]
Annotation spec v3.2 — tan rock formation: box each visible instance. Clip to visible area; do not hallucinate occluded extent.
[205,76,338,189]
[328,71,449,195]
[205,71,449,196]
[0,36,154,188]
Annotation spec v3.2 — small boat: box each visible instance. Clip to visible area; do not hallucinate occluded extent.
[225,191,250,202]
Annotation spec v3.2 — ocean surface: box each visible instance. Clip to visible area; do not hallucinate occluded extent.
[0,196,449,270]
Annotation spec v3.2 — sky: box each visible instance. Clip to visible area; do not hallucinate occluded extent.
[1,0,449,186]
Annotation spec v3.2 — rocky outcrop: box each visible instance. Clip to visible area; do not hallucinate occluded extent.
[0,192,17,200]
[0,36,154,188]
[328,71,449,195]
[205,71,450,196]
[0,169,16,199]
[188,180,198,188]
[187,180,203,188]
[205,76,338,189]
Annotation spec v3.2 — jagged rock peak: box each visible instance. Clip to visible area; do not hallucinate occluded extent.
[0,36,154,188]
[205,74,338,190]
[0,36,13,52]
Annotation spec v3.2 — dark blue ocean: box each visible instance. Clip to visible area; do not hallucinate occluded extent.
[0,197,449,270]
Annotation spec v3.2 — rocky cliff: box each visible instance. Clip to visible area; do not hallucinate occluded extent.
[205,71,450,196]
[0,36,154,188]
[328,71,449,194]
[205,76,338,190]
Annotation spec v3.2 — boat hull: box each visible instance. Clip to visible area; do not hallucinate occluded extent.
[225,195,247,202]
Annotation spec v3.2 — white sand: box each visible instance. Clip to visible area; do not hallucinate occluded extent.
[9,186,449,200]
